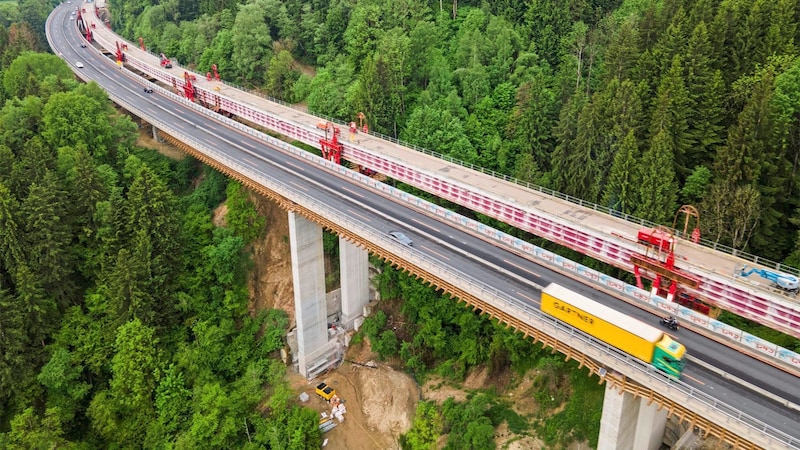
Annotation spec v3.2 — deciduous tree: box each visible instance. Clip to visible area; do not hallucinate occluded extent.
[230,2,272,85]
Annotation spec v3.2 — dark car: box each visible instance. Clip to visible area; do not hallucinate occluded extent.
[388,231,413,246]
[143,87,154,93]
[80,43,87,48]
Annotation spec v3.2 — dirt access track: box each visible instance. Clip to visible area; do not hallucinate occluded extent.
[290,359,418,449]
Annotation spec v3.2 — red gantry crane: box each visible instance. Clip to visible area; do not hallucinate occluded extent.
[631,206,709,315]
[115,41,125,64]
[317,122,343,164]
[182,72,197,102]
[76,10,93,43]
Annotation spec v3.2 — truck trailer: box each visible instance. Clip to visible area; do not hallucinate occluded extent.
[541,283,686,378]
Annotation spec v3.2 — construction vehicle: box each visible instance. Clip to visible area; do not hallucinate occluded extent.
[159,53,172,69]
[315,382,336,401]
[739,264,799,293]
[540,283,686,378]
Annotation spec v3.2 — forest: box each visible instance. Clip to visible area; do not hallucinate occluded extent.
[104,0,800,264]
[0,54,328,450]
[0,1,604,448]
[105,0,800,346]
[0,5,325,446]
[1,0,799,448]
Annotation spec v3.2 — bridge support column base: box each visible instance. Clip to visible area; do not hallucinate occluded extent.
[289,212,329,379]
[151,124,160,142]
[672,425,701,449]
[339,237,369,330]
[598,383,667,450]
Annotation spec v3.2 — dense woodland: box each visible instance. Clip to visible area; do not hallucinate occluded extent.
[106,0,800,263]
[1,0,799,448]
[0,7,325,446]
[0,55,328,449]
[106,0,800,347]
[0,2,605,449]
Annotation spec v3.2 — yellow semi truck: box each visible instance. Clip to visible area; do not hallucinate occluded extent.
[541,283,686,378]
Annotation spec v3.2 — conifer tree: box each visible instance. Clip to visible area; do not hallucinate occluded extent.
[684,22,725,167]
[649,55,691,183]
[602,130,640,215]
[550,90,588,191]
[634,129,678,224]
[507,73,556,175]
[560,92,603,201]
[20,171,75,306]
[602,17,639,83]
[0,285,28,411]
[0,182,24,273]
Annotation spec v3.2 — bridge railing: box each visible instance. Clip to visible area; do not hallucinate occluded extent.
[103,55,800,371]
[104,84,799,450]
[84,3,800,279]
[47,11,798,447]
[161,61,800,279]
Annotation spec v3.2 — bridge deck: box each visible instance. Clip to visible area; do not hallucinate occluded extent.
[84,0,800,338]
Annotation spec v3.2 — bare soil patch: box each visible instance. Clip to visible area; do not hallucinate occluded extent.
[136,134,582,449]
[246,194,295,324]
[136,128,187,160]
[290,342,419,450]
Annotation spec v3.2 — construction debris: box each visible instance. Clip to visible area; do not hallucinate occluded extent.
[317,391,347,434]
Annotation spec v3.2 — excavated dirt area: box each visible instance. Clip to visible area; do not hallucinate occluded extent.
[243,193,553,449]
[144,134,586,449]
[239,194,296,325]
[287,339,554,450]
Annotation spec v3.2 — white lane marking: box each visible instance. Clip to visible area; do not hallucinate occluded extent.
[348,209,372,223]
[504,259,541,279]
[289,180,309,192]
[422,245,450,261]
[284,160,305,172]
[341,186,364,200]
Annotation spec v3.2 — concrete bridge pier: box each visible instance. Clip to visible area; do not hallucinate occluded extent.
[598,382,668,450]
[151,124,161,142]
[339,236,369,330]
[289,212,337,379]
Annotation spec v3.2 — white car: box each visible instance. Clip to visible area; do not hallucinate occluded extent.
[388,231,413,246]
[76,62,84,68]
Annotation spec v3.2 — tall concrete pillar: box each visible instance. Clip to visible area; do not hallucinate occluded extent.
[339,237,369,330]
[598,382,667,450]
[151,124,160,142]
[633,393,669,450]
[289,212,328,378]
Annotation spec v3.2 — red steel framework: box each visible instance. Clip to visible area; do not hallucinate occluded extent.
[85,13,800,339]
